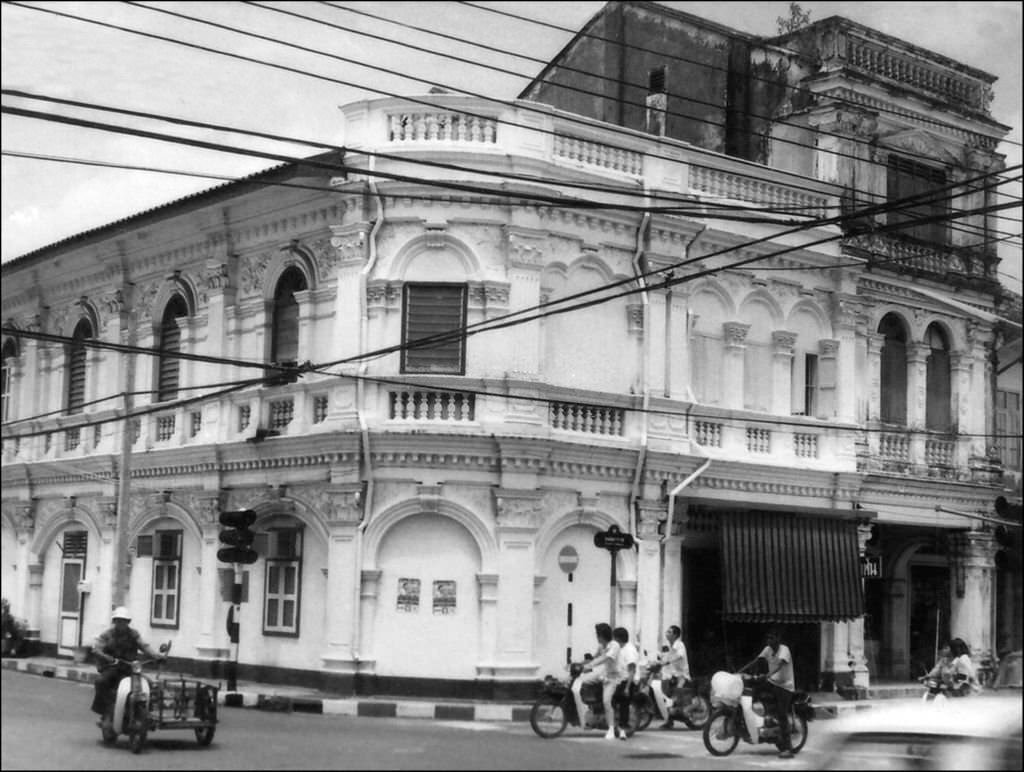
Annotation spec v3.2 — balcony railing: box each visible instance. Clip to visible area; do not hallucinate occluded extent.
[389,390,476,422]
[549,401,625,435]
[387,112,498,144]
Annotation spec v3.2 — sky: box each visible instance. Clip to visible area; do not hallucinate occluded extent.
[1,1,1021,289]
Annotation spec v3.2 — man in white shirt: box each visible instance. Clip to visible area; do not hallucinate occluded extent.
[656,624,691,729]
[612,627,640,738]
[576,623,624,739]
[741,629,795,758]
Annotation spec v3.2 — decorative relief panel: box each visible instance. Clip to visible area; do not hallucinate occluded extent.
[493,489,544,531]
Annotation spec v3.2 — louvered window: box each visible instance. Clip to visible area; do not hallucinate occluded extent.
[1,337,17,423]
[63,530,88,557]
[401,284,467,374]
[887,156,948,246]
[271,268,307,367]
[157,295,188,403]
[66,319,92,415]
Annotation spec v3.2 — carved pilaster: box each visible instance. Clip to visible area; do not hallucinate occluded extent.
[15,500,37,542]
[722,321,750,348]
[97,498,118,530]
[635,498,668,541]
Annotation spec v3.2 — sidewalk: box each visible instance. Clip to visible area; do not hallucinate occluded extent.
[1,655,915,723]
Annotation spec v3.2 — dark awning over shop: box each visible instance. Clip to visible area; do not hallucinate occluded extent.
[720,510,864,623]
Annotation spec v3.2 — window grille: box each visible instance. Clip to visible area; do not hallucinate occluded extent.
[156,415,175,442]
[269,398,294,430]
[239,404,251,432]
[313,395,328,424]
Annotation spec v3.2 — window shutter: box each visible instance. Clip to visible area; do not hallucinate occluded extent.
[157,296,188,403]
[67,320,91,414]
[402,284,467,374]
[136,535,154,557]
[156,531,181,559]
[926,349,951,432]
[63,531,88,557]
[271,268,307,366]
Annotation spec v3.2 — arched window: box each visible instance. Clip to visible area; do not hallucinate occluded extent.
[156,295,189,403]
[1,337,18,423]
[66,319,93,415]
[271,268,307,366]
[925,324,951,432]
[879,314,907,425]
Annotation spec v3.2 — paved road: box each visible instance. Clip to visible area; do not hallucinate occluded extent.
[2,669,834,770]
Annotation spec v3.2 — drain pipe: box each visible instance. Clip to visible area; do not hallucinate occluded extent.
[352,172,384,663]
[628,210,652,539]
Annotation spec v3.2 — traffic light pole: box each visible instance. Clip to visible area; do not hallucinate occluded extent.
[227,566,242,692]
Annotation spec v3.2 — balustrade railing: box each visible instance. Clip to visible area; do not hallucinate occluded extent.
[549,401,624,435]
[269,398,294,431]
[694,421,723,448]
[879,432,911,463]
[552,134,643,176]
[689,166,830,217]
[155,415,176,443]
[925,437,955,466]
[846,36,989,111]
[794,433,819,459]
[746,427,771,454]
[389,390,476,422]
[387,112,498,144]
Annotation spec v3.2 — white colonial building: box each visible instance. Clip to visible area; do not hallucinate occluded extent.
[2,8,1018,699]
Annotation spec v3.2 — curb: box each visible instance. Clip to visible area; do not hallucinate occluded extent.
[2,658,531,722]
[3,658,872,723]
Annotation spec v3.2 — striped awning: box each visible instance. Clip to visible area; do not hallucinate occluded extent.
[720,510,863,623]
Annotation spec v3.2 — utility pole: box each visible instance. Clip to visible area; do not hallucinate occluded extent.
[112,289,136,607]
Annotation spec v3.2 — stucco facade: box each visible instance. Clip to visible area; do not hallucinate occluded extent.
[2,6,1018,698]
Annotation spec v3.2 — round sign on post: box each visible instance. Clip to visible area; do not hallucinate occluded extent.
[558,546,579,574]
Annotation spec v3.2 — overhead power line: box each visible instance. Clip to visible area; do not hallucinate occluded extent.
[458,0,1021,149]
[308,0,1011,181]
[13,0,1012,237]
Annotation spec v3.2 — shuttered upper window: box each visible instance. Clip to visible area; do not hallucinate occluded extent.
[887,156,948,246]
[271,268,307,366]
[879,314,908,425]
[156,295,188,403]
[925,324,951,433]
[1,337,17,423]
[401,284,467,375]
[66,319,92,415]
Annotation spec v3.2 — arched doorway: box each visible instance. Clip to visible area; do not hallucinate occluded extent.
[372,514,481,679]
[535,524,610,676]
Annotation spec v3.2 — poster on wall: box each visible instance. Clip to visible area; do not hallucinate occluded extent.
[397,578,420,612]
[432,580,456,615]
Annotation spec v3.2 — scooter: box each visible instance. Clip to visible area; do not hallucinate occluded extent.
[530,662,647,739]
[702,671,814,757]
[100,642,218,754]
[919,674,973,702]
[640,661,712,730]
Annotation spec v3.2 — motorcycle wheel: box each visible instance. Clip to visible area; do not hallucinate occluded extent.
[529,700,568,739]
[776,713,808,754]
[702,708,740,756]
[630,699,654,734]
[679,694,712,730]
[127,698,148,755]
[194,687,216,746]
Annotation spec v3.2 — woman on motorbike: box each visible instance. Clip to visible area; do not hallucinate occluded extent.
[575,623,625,740]
[949,638,982,696]
[919,642,957,700]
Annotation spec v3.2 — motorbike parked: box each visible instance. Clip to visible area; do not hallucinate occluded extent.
[100,642,219,754]
[702,671,814,757]
[530,662,650,739]
[639,662,712,730]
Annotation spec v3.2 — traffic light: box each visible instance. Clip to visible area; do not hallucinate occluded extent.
[217,510,258,564]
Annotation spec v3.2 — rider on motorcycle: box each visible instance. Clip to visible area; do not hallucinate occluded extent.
[655,624,691,730]
[574,623,625,740]
[739,628,795,759]
[90,606,164,730]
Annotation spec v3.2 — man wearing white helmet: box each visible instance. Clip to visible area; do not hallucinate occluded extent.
[90,606,163,728]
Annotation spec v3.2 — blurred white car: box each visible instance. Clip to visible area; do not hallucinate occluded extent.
[816,695,1022,770]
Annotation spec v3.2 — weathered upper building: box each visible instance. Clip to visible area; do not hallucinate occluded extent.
[2,2,1018,697]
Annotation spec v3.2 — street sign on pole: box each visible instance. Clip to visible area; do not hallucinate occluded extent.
[593,525,635,626]
[558,546,579,574]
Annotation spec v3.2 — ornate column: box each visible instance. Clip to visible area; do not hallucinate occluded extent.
[906,342,930,468]
[357,569,382,673]
[314,484,365,676]
[191,491,230,664]
[661,500,685,636]
[488,489,542,680]
[13,501,37,623]
[817,339,840,419]
[635,499,667,655]
[950,352,973,466]
[722,322,750,411]
[771,332,796,416]
[832,297,860,424]
[849,522,874,689]
[949,530,998,664]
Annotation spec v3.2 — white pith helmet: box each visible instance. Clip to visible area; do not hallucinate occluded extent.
[111,606,131,622]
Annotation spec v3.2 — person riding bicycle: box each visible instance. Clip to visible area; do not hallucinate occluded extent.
[90,606,164,730]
